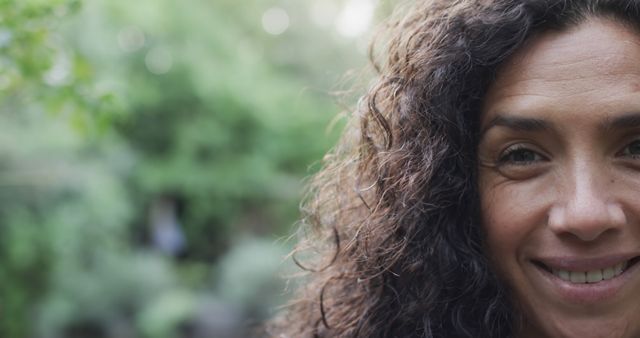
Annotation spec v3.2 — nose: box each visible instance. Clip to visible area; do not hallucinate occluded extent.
[548,163,626,242]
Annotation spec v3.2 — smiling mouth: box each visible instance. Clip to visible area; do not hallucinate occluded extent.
[533,257,640,284]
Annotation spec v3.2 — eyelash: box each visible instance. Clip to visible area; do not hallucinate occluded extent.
[619,139,640,159]
[497,138,640,166]
[497,144,546,166]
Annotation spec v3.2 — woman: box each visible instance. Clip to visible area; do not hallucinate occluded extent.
[269,0,640,337]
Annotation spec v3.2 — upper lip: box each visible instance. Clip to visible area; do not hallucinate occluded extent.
[532,253,640,271]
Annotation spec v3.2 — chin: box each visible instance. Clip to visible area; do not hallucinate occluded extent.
[520,311,635,338]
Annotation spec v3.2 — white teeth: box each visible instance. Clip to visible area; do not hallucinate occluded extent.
[602,267,615,279]
[559,270,570,281]
[552,261,628,284]
[586,269,602,283]
[570,271,586,283]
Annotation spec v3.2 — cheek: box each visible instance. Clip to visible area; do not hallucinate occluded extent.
[480,178,550,270]
[481,193,520,264]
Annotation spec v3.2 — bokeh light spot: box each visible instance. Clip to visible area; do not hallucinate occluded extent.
[335,0,376,38]
[262,7,290,35]
[118,26,146,53]
[145,47,173,75]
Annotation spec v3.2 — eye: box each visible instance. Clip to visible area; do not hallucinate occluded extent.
[619,139,640,158]
[498,145,545,165]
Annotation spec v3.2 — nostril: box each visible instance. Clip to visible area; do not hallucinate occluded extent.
[547,202,624,242]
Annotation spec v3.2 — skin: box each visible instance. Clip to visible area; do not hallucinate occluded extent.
[478,18,640,338]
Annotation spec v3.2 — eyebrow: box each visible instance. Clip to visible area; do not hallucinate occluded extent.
[603,112,640,131]
[480,115,551,137]
[481,111,640,138]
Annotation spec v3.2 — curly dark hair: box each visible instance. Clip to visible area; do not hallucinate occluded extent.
[267,1,640,337]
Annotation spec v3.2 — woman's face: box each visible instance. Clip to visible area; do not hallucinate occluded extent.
[479,18,640,338]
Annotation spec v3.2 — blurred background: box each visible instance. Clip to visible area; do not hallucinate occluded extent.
[0,0,392,337]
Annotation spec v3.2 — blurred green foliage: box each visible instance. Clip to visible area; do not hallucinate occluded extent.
[0,0,379,337]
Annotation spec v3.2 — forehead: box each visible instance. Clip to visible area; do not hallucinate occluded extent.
[482,18,640,122]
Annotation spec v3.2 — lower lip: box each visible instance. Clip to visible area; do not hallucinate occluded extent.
[534,261,640,304]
